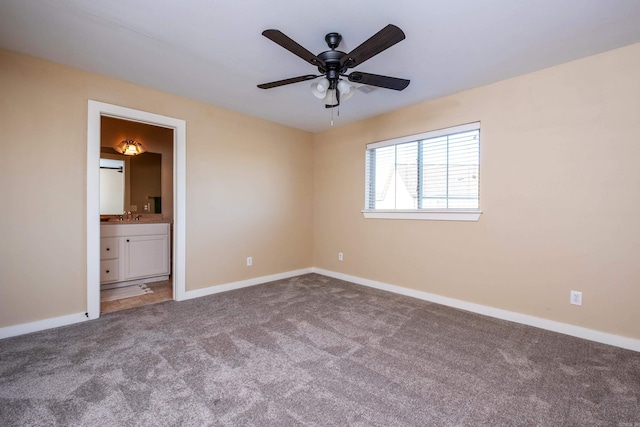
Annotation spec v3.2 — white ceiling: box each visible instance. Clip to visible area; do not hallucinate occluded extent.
[2,0,640,133]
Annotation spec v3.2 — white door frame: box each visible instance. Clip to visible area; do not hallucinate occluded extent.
[87,101,186,319]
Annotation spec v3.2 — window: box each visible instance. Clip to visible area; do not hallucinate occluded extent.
[364,122,481,221]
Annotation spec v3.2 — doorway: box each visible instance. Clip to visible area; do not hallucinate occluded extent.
[99,116,173,313]
[87,101,186,320]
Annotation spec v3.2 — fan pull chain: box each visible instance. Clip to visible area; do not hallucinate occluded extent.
[329,104,341,126]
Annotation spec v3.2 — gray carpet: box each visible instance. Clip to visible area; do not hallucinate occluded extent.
[1,274,639,426]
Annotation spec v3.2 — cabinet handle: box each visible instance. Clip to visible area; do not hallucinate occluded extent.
[106,270,110,273]
[126,239,130,242]
[106,247,110,251]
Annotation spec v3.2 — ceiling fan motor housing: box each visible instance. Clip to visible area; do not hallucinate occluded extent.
[318,49,347,87]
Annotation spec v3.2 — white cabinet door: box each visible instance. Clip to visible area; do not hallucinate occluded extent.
[123,235,169,280]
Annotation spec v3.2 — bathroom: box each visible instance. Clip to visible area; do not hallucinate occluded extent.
[99,116,174,313]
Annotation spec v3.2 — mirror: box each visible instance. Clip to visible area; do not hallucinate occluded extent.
[100,148,162,215]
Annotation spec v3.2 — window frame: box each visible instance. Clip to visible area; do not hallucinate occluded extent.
[362,122,482,221]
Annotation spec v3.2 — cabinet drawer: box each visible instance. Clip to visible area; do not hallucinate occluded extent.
[100,259,119,283]
[100,238,119,260]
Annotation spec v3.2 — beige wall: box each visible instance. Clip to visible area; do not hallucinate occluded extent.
[0,49,314,327]
[313,43,640,340]
[2,42,639,341]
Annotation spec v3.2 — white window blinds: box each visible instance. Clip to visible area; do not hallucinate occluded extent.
[365,122,480,211]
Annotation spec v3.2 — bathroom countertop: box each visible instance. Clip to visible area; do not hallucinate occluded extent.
[100,216,172,224]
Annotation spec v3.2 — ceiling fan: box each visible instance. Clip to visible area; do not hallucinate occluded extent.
[257,24,410,108]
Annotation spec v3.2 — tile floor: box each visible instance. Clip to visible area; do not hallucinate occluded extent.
[100,280,173,314]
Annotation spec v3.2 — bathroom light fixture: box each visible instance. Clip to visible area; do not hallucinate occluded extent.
[114,139,146,156]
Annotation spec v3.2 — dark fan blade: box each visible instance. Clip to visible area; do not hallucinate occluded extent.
[348,72,410,91]
[340,24,405,68]
[258,75,318,89]
[262,30,325,68]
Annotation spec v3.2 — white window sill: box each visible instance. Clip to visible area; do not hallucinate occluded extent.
[362,210,482,221]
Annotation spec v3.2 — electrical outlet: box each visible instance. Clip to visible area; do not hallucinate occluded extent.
[570,290,582,306]
[338,252,343,261]
[246,257,252,267]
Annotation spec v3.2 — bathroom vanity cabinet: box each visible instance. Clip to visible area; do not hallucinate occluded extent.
[100,223,170,285]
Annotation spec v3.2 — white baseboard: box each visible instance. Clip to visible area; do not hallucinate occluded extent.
[4,268,638,353]
[1,268,312,340]
[0,312,89,340]
[312,268,640,353]
[183,268,314,300]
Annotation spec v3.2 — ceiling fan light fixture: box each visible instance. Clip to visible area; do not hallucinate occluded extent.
[338,80,355,101]
[310,78,330,99]
[316,78,330,92]
[325,89,338,107]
